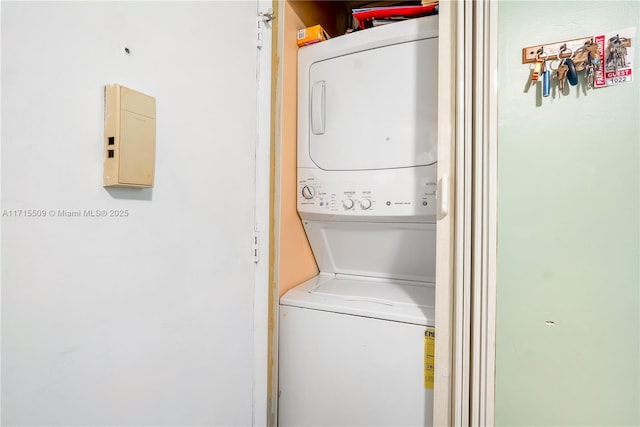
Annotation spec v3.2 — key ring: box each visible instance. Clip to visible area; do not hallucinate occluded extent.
[535,50,549,61]
[533,50,549,70]
[557,46,572,65]
[550,54,562,71]
[529,48,549,71]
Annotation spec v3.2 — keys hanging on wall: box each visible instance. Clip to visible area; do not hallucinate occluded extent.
[522,28,635,99]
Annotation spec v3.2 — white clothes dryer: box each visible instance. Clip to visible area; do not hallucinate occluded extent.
[279,15,439,427]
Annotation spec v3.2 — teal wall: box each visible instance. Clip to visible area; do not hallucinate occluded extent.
[496,2,639,425]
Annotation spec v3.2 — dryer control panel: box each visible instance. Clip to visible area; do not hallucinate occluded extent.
[297,167,437,222]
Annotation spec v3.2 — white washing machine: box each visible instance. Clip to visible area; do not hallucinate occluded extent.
[279,15,438,427]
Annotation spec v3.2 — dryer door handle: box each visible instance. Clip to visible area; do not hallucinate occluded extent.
[311,81,326,135]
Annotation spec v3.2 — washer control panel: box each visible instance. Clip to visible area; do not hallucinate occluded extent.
[297,167,437,220]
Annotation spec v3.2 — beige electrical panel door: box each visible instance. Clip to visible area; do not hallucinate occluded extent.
[104,84,156,187]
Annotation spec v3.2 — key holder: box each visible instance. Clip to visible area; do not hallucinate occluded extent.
[522,36,595,63]
[523,27,635,96]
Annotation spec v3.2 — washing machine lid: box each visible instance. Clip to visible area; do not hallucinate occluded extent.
[307,37,438,171]
[280,273,435,326]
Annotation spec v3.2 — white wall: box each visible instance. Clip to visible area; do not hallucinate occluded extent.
[1,2,263,425]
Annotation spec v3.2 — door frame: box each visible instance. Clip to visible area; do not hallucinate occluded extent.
[469,1,499,425]
[434,1,499,425]
[254,1,274,426]
[432,0,459,424]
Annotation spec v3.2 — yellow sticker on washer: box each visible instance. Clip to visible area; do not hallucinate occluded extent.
[424,328,435,389]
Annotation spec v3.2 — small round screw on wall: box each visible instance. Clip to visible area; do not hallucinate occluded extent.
[124,47,131,55]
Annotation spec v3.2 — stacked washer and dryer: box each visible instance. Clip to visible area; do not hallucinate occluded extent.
[278,15,439,426]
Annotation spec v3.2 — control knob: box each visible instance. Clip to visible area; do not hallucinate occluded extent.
[301,185,315,199]
[360,199,372,210]
[342,199,354,210]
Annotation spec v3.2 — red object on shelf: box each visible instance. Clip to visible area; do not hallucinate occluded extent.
[353,4,439,29]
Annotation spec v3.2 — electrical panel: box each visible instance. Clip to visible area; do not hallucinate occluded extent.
[104,84,156,187]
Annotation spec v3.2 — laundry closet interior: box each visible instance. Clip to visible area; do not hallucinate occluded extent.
[271,1,446,425]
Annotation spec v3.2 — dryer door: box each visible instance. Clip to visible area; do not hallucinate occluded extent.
[308,37,438,171]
